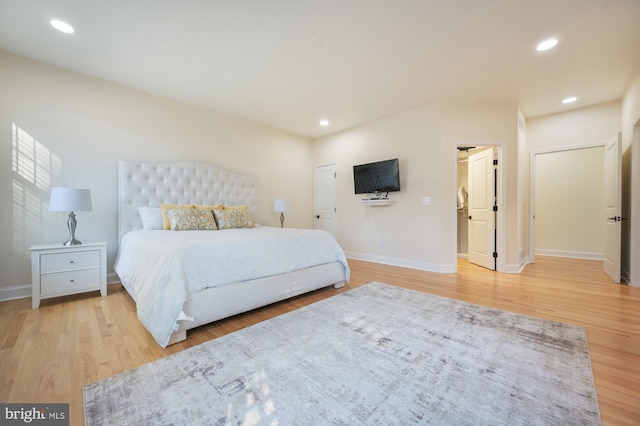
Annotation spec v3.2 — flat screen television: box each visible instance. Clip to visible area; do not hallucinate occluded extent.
[353,158,400,196]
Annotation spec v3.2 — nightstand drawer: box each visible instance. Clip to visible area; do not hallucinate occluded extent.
[41,268,101,296]
[40,250,100,273]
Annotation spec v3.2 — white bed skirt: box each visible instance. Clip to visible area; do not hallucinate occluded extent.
[121,261,346,343]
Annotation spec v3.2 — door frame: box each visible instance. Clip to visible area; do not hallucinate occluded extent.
[528,141,607,265]
[453,142,505,273]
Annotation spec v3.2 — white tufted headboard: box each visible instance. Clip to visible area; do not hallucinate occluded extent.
[118,160,258,241]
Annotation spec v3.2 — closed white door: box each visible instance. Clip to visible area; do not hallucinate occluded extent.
[603,133,622,283]
[468,148,496,270]
[314,163,337,237]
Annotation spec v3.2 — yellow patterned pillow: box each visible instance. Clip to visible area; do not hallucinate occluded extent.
[160,204,194,230]
[194,204,224,211]
[212,208,255,230]
[166,209,218,231]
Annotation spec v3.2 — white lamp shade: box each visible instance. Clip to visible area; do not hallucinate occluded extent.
[273,198,289,213]
[48,187,93,212]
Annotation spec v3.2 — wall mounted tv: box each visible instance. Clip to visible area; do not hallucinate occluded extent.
[353,158,400,196]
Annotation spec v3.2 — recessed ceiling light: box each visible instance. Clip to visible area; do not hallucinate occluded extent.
[50,19,75,34]
[562,96,577,104]
[536,38,558,51]
[319,119,330,127]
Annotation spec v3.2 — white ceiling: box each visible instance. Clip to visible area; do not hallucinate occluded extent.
[1,0,639,138]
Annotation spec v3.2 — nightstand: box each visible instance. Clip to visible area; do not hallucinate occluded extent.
[30,241,107,309]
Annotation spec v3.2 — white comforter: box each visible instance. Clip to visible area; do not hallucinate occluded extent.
[114,227,350,346]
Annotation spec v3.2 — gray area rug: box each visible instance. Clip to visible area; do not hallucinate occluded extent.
[84,282,601,425]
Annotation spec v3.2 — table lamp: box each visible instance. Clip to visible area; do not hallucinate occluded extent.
[273,198,289,228]
[48,187,93,245]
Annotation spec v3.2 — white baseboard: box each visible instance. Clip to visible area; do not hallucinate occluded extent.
[107,272,120,285]
[345,252,456,273]
[0,284,31,302]
[535,249,604,260]
[505,256,530,273]
[0,273,121,303]
[348,251,534,275]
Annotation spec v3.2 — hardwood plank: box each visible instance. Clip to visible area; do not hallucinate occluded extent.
[0,256,638,425]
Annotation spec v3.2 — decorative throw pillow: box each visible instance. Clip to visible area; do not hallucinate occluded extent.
[137,206,163,230]
[166,209,218,231]
[194,204,224,228]
[194,204,224,211]
[213,208,255,230]
[160,204,194,230]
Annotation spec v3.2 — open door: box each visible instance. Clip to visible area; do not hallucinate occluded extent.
[603,133,622,283]
[314,163,337,237]
[468,148,496,270]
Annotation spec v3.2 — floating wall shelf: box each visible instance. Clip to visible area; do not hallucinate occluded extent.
[360,199,394,206]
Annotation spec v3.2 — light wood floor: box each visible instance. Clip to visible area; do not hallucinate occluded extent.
[1,257,639,425]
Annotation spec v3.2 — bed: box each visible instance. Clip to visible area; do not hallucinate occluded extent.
[114,160,349,347]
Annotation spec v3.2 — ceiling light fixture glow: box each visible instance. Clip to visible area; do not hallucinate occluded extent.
[562,96,577,104]
[536,38,558,51]
[50,19,75,34]
[319,119,330,127]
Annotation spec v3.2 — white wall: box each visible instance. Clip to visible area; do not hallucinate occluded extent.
[534,146,605,258]
[527,101,621,152]
[517,113,529,265]
[526,101,622,264]
[314,100,521,273]
[621,71,640,286]
[441,100,521,272]
[0,51,314,294]
[313,104,448,271]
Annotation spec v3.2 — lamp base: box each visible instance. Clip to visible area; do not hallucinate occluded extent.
[64,211,81,245]
[63,238,82,246]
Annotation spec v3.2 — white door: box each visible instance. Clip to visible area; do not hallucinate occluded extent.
[468,148,496,270]
[314,163,337,237]
[603,133,622,283]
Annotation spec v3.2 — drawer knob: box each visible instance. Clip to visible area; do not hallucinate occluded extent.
[70,260,75,263]
[70,279,75,282]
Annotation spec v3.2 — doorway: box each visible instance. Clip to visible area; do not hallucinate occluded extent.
[314,163,338,237]
[529,138,621,283]
[456,145,501,271]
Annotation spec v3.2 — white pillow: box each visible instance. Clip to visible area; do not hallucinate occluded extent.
[138,207,163,230]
